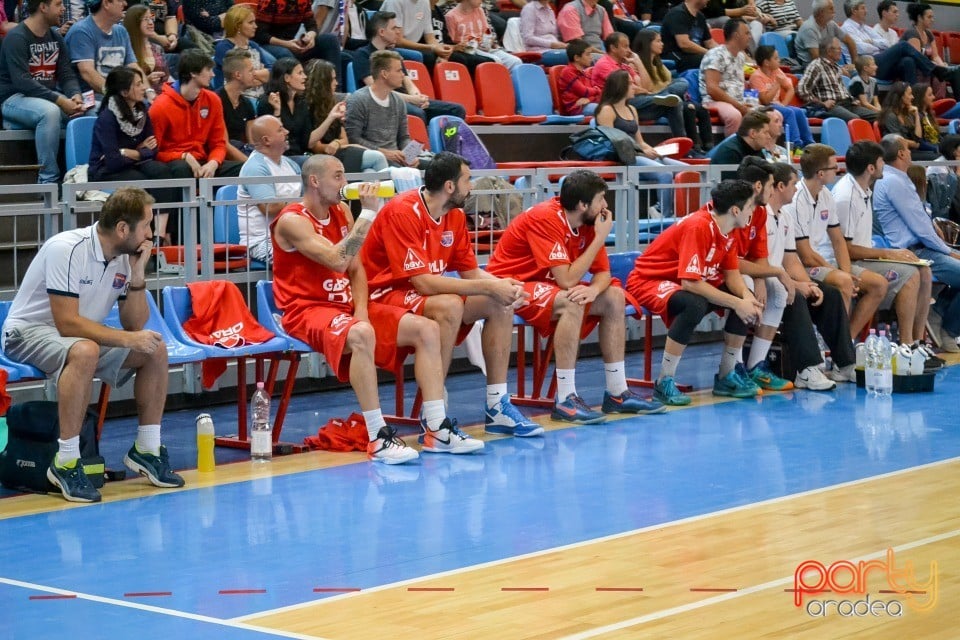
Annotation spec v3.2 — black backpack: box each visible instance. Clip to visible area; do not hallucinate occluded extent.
[0,402,104,494]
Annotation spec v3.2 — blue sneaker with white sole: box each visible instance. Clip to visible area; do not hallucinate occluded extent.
[485,396,544,437]
[601,389,666,415]
[551,394,606,424]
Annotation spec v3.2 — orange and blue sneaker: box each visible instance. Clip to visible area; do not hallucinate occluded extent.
[601,389,666,415]
[551,393,606,424]
[653,376,691,406]
[748,361,794,391]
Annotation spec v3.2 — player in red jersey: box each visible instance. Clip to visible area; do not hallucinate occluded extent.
[361,152,543,441]
[626,180,763,406]
[271,155,464,461]
[487,170,664,424]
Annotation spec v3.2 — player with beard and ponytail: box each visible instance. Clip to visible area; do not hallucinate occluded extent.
[361,152,542,448]
[487,170,664,424]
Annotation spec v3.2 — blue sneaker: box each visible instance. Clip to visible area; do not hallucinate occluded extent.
[713,369,760,398]
[653,376,691,406]
[748,361,794,391]
[602,389,666,415]
[734,363,763,394]
[124,445,185,488]
[47,458,101,503]
[551,394,606,424]
[485,396,544,437]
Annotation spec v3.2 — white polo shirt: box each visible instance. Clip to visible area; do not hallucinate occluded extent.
[765,203,795,268]
[832,173,873,249]
[783,178,840,264]
[2,223,130,345]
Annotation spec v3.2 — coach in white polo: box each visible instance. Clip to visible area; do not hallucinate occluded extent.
[2,187,184,503]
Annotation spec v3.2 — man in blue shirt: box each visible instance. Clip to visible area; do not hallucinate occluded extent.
[65,0,135,99]
[874,133,960,351]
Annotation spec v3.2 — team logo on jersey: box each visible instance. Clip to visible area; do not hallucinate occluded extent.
[211,322,247,349]
[112,274,127,289]
[549,242,569,261]
[200,108,209,119]
[328,313,353,336]
[532,283,553,300]
[323,277,352,304]
[685,254,702,275]
[403,248,425,271]
[440,230,454,247]
[655,280,679,299]
[820,209,829,221]
[404,289,422,306]
[809,267,822,278]
[749,226,757,240]
[341,225,349,237]
[885,269,900,282]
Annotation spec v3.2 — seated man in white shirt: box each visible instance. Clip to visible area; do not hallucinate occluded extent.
[237,116,303,263]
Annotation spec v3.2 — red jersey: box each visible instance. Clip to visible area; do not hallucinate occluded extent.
[271,202,353,315]
[628,209,738,290]
[486,197,610,282]
[731,204,769,261]
[361,187,479,296]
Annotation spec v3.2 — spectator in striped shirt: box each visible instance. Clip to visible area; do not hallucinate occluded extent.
[756,0,801,35]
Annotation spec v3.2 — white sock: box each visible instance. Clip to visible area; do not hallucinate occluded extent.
[556,369,577,402]
[423,399,446,431]
[719,346,740,377]
[136,424,161,455]
[56,436,81,467]
[362,409,386,440]
[604,361,628,396]
[486,383,508,409]
[660,352,680,379]
[747,337,773,370]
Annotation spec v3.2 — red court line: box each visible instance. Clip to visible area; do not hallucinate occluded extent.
[124,592,173,598]
[313,588,362,593]
[29,594,76,600]
[690,588,738,593]
[219,589,267,595]
[501,587,550,592]
[407,587,456,592]
[595,587,645,592]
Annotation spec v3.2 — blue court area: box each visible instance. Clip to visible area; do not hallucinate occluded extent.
[2,350,959,637]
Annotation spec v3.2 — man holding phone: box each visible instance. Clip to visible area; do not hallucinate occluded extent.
[487,170,665,424]
[0,0,86,184]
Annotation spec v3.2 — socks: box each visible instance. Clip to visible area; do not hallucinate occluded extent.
[363,409,386,440]
[659,352,680,379]
[747,338,772,370]
[556,369,577,402]
[604,361,628,396]
[486,383,508,409]
[135,424,161,455]
[422,399,446,431]
[719,346,740,377]
[56,436,80,467]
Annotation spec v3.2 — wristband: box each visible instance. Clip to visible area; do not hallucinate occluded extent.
[358,208,378,222]
[128,282,147,291]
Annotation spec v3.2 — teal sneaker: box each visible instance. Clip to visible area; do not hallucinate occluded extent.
[653,376,691,406]
[748,361,794,391]
[47,458,101,503]
[124,445,185,488]
[713,368,761,398]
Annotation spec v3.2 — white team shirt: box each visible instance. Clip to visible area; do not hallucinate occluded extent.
[832,173,874,250]
[783,178,840,264]
[765,203,795,268]
[2,223,130,346]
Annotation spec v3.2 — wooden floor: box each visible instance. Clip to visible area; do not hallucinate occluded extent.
[244,459,959,639]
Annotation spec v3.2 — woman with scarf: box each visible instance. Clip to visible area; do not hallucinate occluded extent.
[90,67,177,243]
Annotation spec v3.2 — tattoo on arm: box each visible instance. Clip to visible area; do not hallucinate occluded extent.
[337,221,371,259]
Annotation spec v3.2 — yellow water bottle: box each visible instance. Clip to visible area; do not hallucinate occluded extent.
[340,180,396,200]
[196,413,216,473]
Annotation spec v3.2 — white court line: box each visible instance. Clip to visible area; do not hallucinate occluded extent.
[0,576,330,640]
[560,528,960,639]
[233,455,960,623]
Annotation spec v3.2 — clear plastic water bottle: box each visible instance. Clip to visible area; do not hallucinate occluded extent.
[864,328,879,395]
[251,382,272,462]
[875,330,894,397]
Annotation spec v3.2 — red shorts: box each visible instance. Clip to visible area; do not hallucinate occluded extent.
[515,281,602,339]
[625,278,683,327]
[373,288,474,346]
[282,302,412,382]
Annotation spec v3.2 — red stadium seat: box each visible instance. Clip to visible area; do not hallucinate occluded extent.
[407,115,430,150]
[404,60,435,99]
[673,171,702,218]
[473,63,547,124]
[847,118,877,143]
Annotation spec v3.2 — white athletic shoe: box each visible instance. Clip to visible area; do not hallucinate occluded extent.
[794,365,837,391]
[825,363,856,383]
[421,418,485,454]
[367,427,419,464]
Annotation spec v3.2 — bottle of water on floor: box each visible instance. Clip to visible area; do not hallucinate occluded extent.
[864,329,879,395]
[251,382,272,462]
[875,330,894,397]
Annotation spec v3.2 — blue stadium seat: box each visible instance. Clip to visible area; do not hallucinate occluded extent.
[103,296,205,366]
[680,69,701,102]
[345,62,357,93]
[212,184,267,271]
[820,117,852,157]
[950,119,959,135]
[511,64,584,124]
[65,116,97,171]
[758,32,790,59]
[255,280,313,353]
[395,47,423,62]
[0,301,45,381]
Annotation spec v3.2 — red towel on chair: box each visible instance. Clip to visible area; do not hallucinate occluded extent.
[182,281,276,388]
[303,413,369,452]
[0,369,10,416]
